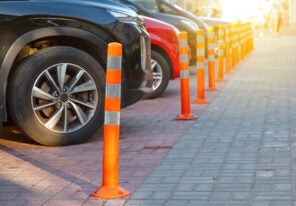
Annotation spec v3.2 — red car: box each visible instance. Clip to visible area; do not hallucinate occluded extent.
[142,16,180,98]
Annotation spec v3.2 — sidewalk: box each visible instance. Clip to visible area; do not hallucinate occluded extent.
[0,26,295,206]
[125,26,296,206]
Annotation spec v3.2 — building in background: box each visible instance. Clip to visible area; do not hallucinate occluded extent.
[172,0,295,25]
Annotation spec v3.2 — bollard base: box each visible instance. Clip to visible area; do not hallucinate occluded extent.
[192,98,209,104]
[91,186,130,199]
[176,114,198,120]
[207,87,220,92]
[216,78,227,82]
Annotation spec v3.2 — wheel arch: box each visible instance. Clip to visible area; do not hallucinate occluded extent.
[151,44,173,78]
[0,27,109,122]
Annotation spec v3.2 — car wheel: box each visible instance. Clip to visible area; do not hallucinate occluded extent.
[8,46,105,146]
[145,50,171,99]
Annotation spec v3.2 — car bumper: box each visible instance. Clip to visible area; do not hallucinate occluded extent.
[120,27,152,107]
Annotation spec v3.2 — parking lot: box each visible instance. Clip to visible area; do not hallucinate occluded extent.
[1,25,296,206]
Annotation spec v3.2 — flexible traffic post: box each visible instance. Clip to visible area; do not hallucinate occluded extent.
[231,23,240,69]
[240,23,246,60]
[244,23,248,57]
[246,22,251,55]
[92,43,130,199]
[225,24,231,74]
[192,29,209,104]
[176,31,197,120]
[250,23,254,51]
[207,27,219,91]
[247,22,254,54]
[231,23,236,69]
[238,22,243,61]
[217,25,226,82]
[236,22,241,65]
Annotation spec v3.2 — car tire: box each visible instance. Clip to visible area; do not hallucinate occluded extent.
[145,50,171,99]
[8,46,105,146]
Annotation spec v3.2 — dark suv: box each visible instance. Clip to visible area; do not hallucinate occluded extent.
[114,0,199,65]
[0,0,151,146]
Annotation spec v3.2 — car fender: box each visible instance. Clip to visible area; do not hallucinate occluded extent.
[0,26,109,122]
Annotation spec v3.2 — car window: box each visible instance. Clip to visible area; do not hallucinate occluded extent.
[128,0,159,12]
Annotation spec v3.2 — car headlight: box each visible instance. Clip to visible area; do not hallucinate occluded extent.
[108,10,138,23]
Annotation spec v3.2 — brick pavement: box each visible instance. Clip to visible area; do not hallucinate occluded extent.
[0,38,220,205]
[125,26,296,206]
[0,26,295,206]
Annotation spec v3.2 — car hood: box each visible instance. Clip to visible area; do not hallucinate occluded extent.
[148,11,198,32]
[31,0,138,17]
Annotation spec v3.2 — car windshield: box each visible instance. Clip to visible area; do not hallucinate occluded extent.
[128,0,159,12]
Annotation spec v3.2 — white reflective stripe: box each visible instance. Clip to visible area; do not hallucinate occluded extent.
[196,49,204,56]
[208,55,215,61]
[197,62,205,69]
[218,30,224,35]
[180,54,188,63]
[218,50,224,56]
[105,111,120,125]
[106,84,121,98]
[180,39,187,46]
[218,40,224,46]
[107,56,122,70]
[208,32,215,38]
[197,36,204,42]
[180,70,189,78]
[225,37,231,42]
[207,44,215,50]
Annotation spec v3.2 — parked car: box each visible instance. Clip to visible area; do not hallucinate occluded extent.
[154,0,210,31]
[142,16,179,99]
[0,0,152,146]
[152,0,232,55]
[113,0,199,65]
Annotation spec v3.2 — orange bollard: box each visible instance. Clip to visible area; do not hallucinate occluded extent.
[236,22,241,65]
[92,43,130,199]
[207,27,219,92]
[192,29,209,104]
[225,24,231,74]
[232,23,241,69]
[244,23,248,58]
[192,69,209,104]
[250,23,254,51]
[217,25,226,82]
[247,22,254,54]
[176,31,197,120]
[240,23,246,60]
[231,23,236,69]
[246,23,251,55]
